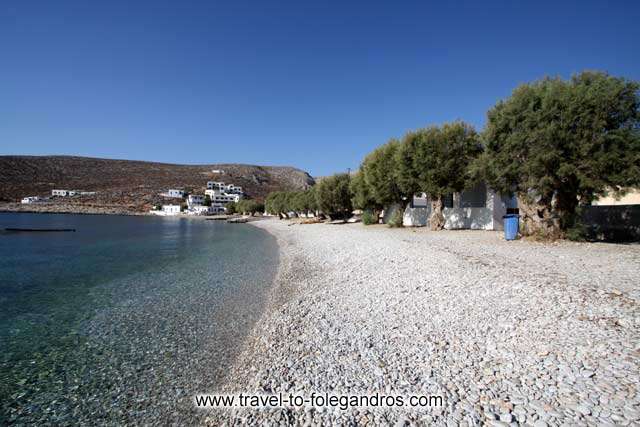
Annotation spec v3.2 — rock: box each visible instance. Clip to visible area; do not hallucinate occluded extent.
[499,413,514,423]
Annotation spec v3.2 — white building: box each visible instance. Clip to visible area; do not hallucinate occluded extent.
[225,184,243,194]
[187,205,214,215]
[401,182,516,230]
[21,196,41,204]
[161,189,185,198]
[205,189,241,204]
[206,181,225,191]
[51,189,95,197]
[187,194,205,207]
[161,205,181,215]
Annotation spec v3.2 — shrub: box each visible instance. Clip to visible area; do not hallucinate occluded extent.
[362,210,376,225]
[387,208,404,228]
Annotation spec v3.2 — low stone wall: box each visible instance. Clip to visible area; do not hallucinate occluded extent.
[582,205,640,242]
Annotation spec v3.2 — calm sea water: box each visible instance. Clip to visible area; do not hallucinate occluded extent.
[0,212,278,424]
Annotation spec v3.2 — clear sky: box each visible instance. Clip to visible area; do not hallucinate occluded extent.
[1,1,639,176]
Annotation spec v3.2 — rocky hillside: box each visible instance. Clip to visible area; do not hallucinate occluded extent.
[0,156,314,213]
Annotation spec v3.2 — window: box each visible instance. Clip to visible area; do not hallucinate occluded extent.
[460,183,487,208]
[443,193,454,208]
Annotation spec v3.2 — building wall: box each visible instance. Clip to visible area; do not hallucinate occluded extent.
[593,189,640,206]
[162,205,181,214]
[401,184,514,230]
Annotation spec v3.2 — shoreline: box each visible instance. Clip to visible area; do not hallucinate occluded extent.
[207,219,639,425]
[0,205,256,222]
[0,203,150,216]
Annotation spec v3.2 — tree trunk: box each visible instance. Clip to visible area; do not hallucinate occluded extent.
[429,197,445,230]
[518,194,562,238]
[373,209,381,224]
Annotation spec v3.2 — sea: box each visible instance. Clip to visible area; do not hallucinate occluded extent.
[0,212,278,424]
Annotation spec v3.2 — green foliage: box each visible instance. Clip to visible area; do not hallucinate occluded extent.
[349,170,376,210]
[362,140,404,208]
[235,199,264,215]
[265,188,316,216]
[225,201,237,214]
[483,71,640,232]
[203,195,212,207]
[361,209,376,225]
[387,208,404,228]
[395,131,423,198]
[315,174,353,219]
[411,122,482,200]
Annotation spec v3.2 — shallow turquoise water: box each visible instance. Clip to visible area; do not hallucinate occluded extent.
[0,213,278,423]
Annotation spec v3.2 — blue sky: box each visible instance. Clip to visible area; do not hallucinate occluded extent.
[1,1,639,176]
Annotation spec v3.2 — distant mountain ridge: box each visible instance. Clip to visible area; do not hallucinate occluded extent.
[0,155,315,212]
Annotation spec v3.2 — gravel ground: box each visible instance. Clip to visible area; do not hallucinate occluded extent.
[206,220,639,426]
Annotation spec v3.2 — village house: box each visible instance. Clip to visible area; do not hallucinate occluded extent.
[51,190,95,197]
[204,189,242,204]
[402,182,517,230]
[21,196,42,204]
[225,184,243,194]
[206,181,225,191]
[161,205,181,215]
[187,194,205,207]
[187,205,214,215]
[160,189,185,198]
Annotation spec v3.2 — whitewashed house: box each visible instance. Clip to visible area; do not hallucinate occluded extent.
[161,205,181,215]
[161,189,185,198]
[402,182,517,230]
[51,189,94,197]
[225,184,243,194]
[187,194,205,207]
[206,181,225,191]
[21,196,41,204]
[204,189,241,204]
[187,205,214,215]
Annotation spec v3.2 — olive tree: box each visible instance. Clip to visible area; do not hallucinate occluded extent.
[408,122,481,230]
[315,173,353,220]
[361,140,406,216]
[483,71,640,237]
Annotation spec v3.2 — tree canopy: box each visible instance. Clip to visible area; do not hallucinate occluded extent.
[315,173,353,219]
[361,140,405,209]
[483,71,640,236]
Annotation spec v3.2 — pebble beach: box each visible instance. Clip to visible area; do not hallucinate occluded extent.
[207,219,640,426]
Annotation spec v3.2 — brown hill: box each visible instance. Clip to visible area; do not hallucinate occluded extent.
[0,156,314,212]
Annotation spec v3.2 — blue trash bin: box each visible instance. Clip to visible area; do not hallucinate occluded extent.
[503,214,519,240]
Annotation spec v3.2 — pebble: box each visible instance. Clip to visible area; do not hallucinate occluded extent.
[204,220,640,425]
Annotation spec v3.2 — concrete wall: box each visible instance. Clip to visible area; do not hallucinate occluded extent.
[402,185,514,231]
[592,189,640,206]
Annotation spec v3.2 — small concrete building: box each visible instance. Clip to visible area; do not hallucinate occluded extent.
[225,184,243,194]
[204,189,241,204]
[402,182,517,230]
[187,205,214,215]
[21,196,41,204]
[162,189,185,198]
[187,194,205,207]
[161,205,181,215]
[52,189,68,197]
[206,181,225,191]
